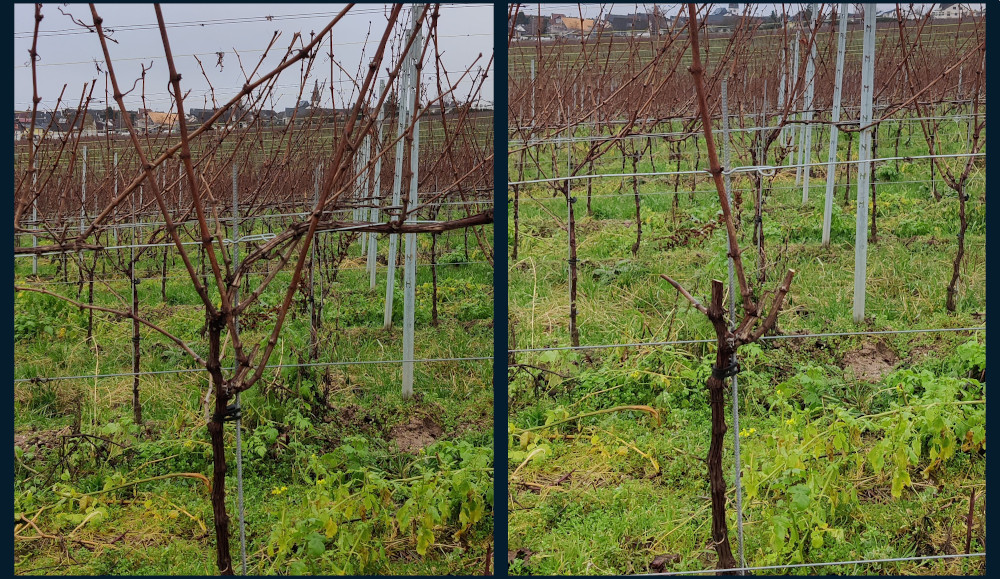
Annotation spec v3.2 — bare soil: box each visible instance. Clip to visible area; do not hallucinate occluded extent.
[842,341,899,383]
[390,415,443,453]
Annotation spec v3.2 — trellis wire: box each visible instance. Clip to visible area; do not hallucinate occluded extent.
[507,152,985,187]
[14,195,491,235]
[509,116,983,149]
[13,355,495,384]
[632,551,985,576]
[15,261,492,287]
[506,177,980,203]
[507,103,986,138]
[508,326,985,355]
[15,218,482,258]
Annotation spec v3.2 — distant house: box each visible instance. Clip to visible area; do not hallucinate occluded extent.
[281,101,312,125]
[561,16,598,36]
[703,5,755,32]
[875,7,901,21]
[512,13,548,37]
[548,13,568,34]
[604,13,650,34]
[47,116,78,140]
[14,112,35,141]
[188,108,217,129]
[137,109,180,133]
[222,105,255,129]
[932,3,981,19]
[648,10,670,35]
[258,109,279,126]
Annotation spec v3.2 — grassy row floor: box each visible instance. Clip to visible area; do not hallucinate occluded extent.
[506,123,985,574]
[14,228,494,575]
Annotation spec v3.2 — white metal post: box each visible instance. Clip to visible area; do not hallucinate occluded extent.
[362,135,372,257]
[384,15,414,330]
[531,59,536,121]
[231,163,247,576]
[822,7,848,246]
[792,28,802,184]
[368,80,386,291]
[801,4,817,204]
[402,4,424,400]
[853,5,876,324]
[720,78,746,572]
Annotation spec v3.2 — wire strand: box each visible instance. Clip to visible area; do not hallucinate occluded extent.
[631,551,985,576]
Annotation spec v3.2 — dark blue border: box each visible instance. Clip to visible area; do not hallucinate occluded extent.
[492,2,509,576]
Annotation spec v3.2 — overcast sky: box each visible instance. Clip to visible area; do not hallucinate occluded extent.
[514,3,983,18]
[13,3,494,113]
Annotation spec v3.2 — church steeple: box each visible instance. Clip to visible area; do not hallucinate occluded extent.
[310,79,321,108]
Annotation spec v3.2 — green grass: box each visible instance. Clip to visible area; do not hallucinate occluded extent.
[14,226,494,575]
[507,119,985,575]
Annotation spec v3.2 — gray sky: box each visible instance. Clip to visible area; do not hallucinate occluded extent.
[514,3,982,18]
[13,3,494,113]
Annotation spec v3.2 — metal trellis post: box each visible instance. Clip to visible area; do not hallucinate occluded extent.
[368,80,387,291]
[801,4,817,205]
[531,58,536,121]
[822,6,848,246]
[853,5,876,324]
[231,163,247,575]
[792,27,801,180]
[385,17,413,330]
[402,4,424,399]
[720,78,746,574]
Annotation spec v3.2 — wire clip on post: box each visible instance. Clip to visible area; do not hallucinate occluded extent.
[213,403,242,423]
[711,359,740,380]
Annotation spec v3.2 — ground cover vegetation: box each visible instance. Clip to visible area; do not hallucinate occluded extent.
[14,4,494,575]
[507,3,984,575]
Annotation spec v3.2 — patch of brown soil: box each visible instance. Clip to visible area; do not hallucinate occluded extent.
[390,415,443,453]
[14,426,72,450]
[843,341,898,382]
